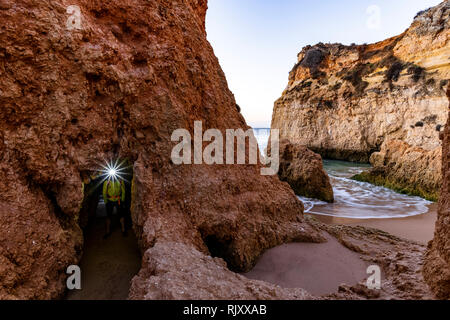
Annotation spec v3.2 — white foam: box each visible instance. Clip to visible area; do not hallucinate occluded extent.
[253,130,433,219]
[303,160,432,219]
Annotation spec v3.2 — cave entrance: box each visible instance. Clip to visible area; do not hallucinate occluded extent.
[66,161,141,300]
[204,235,232,261]
[200,232,237,271]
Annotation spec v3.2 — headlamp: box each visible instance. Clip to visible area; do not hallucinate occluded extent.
[108,168,117,179]
[98,158,128,183]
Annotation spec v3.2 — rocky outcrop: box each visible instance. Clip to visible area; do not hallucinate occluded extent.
[129,242,313,300]
[1,0,446,301]
[306,217,434,300]
[0,0,326,299]
[423,84,450,299]
[129,217,436,300]
[0,168,83,300]
[272,1,449,198]
[352,140,442,201]
[278,140,334,202]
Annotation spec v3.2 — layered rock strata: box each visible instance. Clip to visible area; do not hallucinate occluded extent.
[272,1,449,199]
[1,0,447,301]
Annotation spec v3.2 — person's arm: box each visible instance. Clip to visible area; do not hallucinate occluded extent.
[121,181,125,202]
[103,181,108,204]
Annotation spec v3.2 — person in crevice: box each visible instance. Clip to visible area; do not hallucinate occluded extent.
[102,178,127,238]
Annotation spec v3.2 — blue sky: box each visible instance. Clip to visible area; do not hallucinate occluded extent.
[206,0,443,128]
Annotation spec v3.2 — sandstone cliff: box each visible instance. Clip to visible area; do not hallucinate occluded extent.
[272,1,449,200]
[423,84,450,299]
[1,0,446,301]
[0,0,323,299]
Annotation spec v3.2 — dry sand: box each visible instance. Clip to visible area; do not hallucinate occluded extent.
[243,233,368,295]
[243,204,437,295]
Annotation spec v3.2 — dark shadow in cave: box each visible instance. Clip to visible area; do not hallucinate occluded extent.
[200,232,239,271]
[203,235,232,262]
[66,163,141,300]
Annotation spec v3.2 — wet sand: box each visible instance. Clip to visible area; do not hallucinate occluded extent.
[243,233,368,295]
[308,203,438,245]
[66,205,141,300]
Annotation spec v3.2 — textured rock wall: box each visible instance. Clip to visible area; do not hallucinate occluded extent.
[277,140,334,202]
[129,242,313,300]
[272,1,449,198]
[0,0,323,299]
[423,84,450,299]
[352,140,441,201]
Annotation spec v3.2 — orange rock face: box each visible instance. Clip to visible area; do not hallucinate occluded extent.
[0,0,322,299]
[424,84,450,299]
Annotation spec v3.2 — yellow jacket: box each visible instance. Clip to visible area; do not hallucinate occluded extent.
[103,180,125,204]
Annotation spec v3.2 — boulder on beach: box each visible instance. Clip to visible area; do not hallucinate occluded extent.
[277,139,334,203]
[0,0,448,302]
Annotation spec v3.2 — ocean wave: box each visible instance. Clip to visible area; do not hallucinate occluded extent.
[300,160,432,219]
[253,130,432,219]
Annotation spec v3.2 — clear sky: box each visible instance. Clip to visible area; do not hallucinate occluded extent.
[206,0,443,128]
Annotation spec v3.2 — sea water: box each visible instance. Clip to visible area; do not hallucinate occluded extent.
[253,128,432,219]
[253,128,271,153]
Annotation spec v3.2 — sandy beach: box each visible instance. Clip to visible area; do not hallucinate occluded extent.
[243,203,437,295]
[243,233,369,295]
[308,203,438,245]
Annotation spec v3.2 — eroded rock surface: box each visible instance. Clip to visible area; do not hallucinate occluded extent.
[272,2,449,198]
[0,0,323,299]
[306,217,433,300]
[423,84,450,299]
[129,218,436,300]
[352,139,442,200]
[129,242,313,300]
[1,0,446,301]
[278,140,334,202]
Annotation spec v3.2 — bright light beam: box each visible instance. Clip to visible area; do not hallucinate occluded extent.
[108,168,117,179]
[96,158,130,184]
